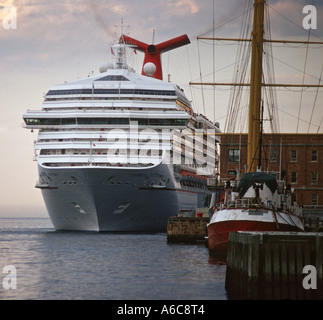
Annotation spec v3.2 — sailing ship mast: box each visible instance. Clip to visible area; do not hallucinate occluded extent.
[191,0,323,173]
[248,0,264,173]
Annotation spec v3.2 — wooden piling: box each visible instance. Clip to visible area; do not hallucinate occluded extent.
[225,232,323,300]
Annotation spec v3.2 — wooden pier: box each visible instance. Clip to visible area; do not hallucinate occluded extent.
[167,216,209,244]
[225,231,323,300]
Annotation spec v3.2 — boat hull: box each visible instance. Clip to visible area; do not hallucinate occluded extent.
[38,163,208,232]
[207,208,304,253]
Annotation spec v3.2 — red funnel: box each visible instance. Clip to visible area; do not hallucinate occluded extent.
[120,34,190,80]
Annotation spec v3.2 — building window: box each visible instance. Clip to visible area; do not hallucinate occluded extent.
[270,149,277,162]
[311,172,318,185]
[291,172,297,184]
[290,150,297,162]
[311,150,318,162]
[312,194,318,206]
[228,149,240,163]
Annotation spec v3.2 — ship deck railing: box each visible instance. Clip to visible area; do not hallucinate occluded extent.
[40,162,156,168]
[227,198,261,209]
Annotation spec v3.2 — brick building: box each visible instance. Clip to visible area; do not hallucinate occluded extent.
[219,133,323,208]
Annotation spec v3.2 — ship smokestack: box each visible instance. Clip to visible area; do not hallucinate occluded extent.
[120,34,190,80]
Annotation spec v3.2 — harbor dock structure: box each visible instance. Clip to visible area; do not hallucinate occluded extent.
[167,212,323,245]
[167,209,209,244]
[225,231,323,300]
[303,214,323,232]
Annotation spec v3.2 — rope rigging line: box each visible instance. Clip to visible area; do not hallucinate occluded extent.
[225,0,280,135]
[277,106,321,130]
[197,39,206,115]
[189,58,250,84]
[307,63,323,133]
[296,0,315,133]
[263,1,279,134]
[198,8,252,38]
[212,0,215,122]
[225,0,253,133]
[296,27,312,133]
[191,0,264,130]
[268,1,323,42]
[186,47,198,114]
[268,54,321,83]
[317,113,323,133]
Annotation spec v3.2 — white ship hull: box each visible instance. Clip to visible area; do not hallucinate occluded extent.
[207,208,304,252]
[39,162,208,232]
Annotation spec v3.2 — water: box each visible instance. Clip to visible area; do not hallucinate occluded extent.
[0,218,227,300]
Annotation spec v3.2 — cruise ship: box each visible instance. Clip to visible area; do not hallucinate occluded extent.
[23,34,221,231]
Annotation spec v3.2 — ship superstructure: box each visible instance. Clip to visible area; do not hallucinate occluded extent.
[23,35,221,231]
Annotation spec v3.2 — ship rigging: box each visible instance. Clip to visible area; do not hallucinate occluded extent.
[205,0,310,254]
[191,0,323,142]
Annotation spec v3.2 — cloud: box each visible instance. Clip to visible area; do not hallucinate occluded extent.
[166,0,199,15]
[0,0,15,9]
[112,5,127,15]
[267,0,323,38]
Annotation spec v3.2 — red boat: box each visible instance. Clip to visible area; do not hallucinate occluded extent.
[206,0,305,256]
[207,173,304,254]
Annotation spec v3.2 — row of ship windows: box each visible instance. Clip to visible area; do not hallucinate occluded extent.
[44,98,176,103]
[37,139,215,152]
[180,180,206,190]
[40,149,164,156]
[25,118,188,126]
[42,163,155,168]
[95,75,129,81]
[46,89,177,96]
[43,107,175,112]
[57,178,205,190]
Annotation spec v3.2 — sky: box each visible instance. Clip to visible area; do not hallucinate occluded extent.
[0,0,323,217]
